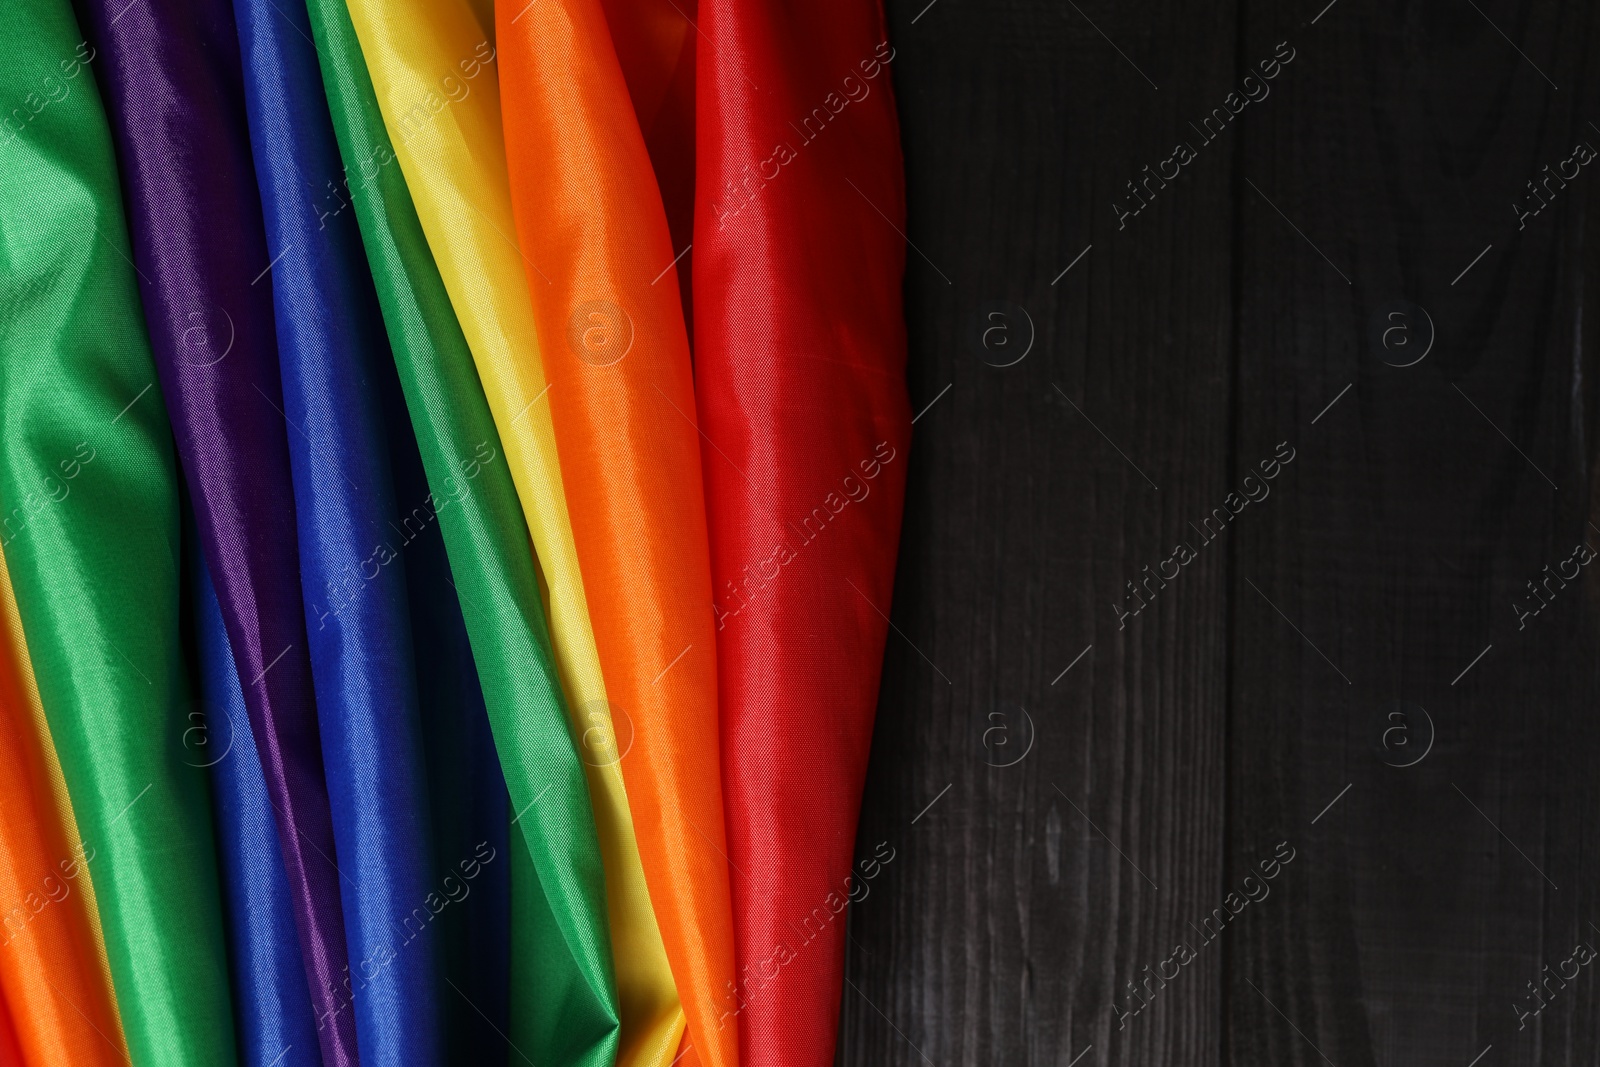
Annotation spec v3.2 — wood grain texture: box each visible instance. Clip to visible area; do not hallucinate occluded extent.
[838,0,1600,1064]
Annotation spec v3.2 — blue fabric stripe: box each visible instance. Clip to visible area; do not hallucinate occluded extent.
[231,0,442,1060]
[193,540,321,1067]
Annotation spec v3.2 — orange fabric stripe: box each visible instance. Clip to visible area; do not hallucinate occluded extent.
[498,2,738,1065]
[0,548,127,1064]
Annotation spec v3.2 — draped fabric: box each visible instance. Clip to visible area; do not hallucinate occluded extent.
[0,530,124,1067]
[693,2,911,1064]
[191,541,321,1067]
[0,990,22,1066]
[497,6,739,1067]
[0,0,912,1060]
[306,2,621,1063]
[604,0,698,327]
[232,0,443,1061]
[388,406,512,1060]
[0,3,237,1064]
[73,1,358,1062]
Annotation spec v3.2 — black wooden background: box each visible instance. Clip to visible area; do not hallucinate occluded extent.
[839,0,1600,1064]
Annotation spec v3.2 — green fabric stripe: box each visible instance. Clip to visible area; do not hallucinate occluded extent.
[302,3,620,1063]
[0,5,236,1066]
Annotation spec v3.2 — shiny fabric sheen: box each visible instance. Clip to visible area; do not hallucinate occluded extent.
[232,0,443,1060]
[193,541,321,1067]
[609,0,697,328]
[306,2,617,1062]
[0,516,125,1066]
[498,5,739,1065]
[0,4,237,1063]
[73,1,359,1062]
[390,405,512,1060]
[694,3,911,1064]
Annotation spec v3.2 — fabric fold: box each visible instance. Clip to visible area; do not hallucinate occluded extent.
[0,519,125,1066]
[0,4,238,1064]
[305,3,620,1063]
[0,987,21,1065]
[497,4,739,1065]
[190,533,321,1067]
[389,394,512,1060]
[607,0,697,328]
[693,3,911,1064]
[232,0,444,1060]
[74,1,358,1062]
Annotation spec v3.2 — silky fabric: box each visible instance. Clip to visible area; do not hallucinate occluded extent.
[386,378,511,1060]
[693,3,911,1064]
[334,0,673,1061]
[306,2,618,1062]
[232,0,443,1060]
[0,4,237,1064]
[73,1,358,1062]
[0,521,125,1065]
[498,7,738,1067]
[0,991,20,1067]
[191,538,321,1067]
[605,0,697,331]
[302,3,522,1054]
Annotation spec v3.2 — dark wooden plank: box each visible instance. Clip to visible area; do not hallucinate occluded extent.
[1228,1,1600,1066]
[840,1,1600,1065]
[838,0,1241,1062]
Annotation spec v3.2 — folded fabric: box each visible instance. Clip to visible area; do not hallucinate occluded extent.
[233,0,446,1059]
[498,4,739,1064]
[0,526,125,1066]
[388,410,512,1060]
[307,2,619,1062]
[191,537,321,1067]
[694,3,911,1063]
[0,987,21,1064]
[605,0,698,324]
[74,0,358,1061]
[0,4,238,1064]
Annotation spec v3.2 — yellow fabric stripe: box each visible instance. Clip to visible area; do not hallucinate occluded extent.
[339,3,684,1063]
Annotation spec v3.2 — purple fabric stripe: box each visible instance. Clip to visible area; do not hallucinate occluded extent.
[74,1,359,1063]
